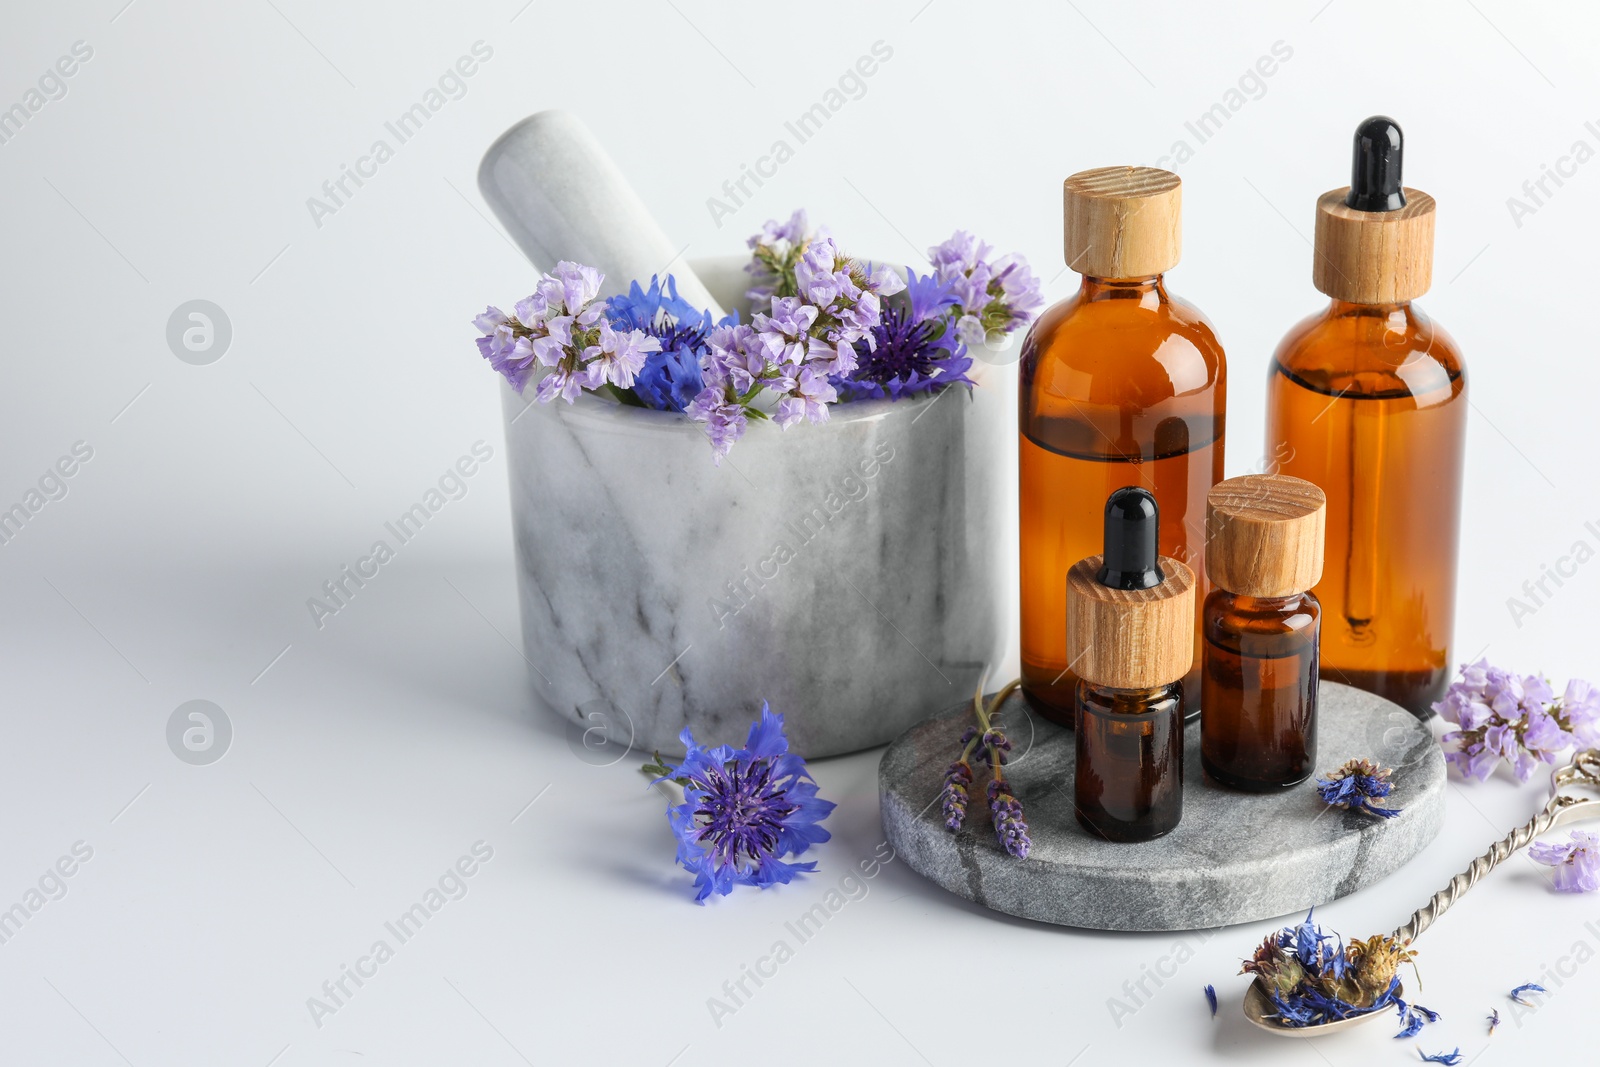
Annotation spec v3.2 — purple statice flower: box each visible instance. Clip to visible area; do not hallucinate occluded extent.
[835,269,975,401]
[745,210,821,302]
[1419,1049,1462,1065]
[1529,830,1600,892]
[1204,984,1218,1018]
[1509,982,1546,1006]
[940,758,974,831]
[1394,999,1440,1039]
[1316,758,1402,819]
[605,274,723,412]
[793,236,905,347]
[928,230,1044,349]
[987,779,1031,859]
[654,703,836,903]
[1435,660,1597,781]
[473,261,660,402]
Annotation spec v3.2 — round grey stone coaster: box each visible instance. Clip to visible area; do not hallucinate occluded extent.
[879,682,1446,931]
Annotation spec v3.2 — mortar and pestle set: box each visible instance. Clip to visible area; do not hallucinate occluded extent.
[476,110,1007,760]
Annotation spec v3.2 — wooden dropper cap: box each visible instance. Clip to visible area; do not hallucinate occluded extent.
[1066,487,1196,690]
[1206,474,1327,597]
[1063,166,1182,278]
[1313,116,1435,303]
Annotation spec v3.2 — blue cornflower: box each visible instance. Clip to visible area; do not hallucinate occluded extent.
[1509,982,1546,1006]
[1419,1049,1462,1065]
[654,703,835,903]
[835,268,974,401]
[1316,758,1402,818]
[1487,1008,1500,1035]
[606,275,725,412]
[1204,984,1218,1018]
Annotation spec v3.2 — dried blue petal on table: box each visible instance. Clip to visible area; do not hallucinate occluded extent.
[1418,1049,1462,1065]
[1204,984,1218,1018]
[1509,982,1547,1006]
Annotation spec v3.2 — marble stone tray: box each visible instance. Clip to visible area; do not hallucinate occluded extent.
[879,682,1446,931]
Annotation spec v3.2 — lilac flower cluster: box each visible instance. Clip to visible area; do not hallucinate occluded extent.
[471,213,1043,460]
[928,230,1045,350]
[1528,830,1600,893]
[1240,909,1415,1028]
[687,237,905,462]
[474,262,660,404]
[937,690,1031,859]
[744,209,817,303]
[1433,659,1600,781]
[651,703,835,903]
[1315,758,1402,819]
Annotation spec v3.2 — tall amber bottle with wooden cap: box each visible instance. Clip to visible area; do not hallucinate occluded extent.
[1068,487,1196,842]
[1020,166,1224,726]
[1266,116,1466,718]
[1201,474,1326,792]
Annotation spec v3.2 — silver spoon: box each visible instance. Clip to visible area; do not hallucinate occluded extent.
[1244,748,1600,1035]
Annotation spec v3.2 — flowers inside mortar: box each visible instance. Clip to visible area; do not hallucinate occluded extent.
[473,211,1043,461]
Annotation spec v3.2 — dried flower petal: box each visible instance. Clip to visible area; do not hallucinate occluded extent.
[1509,982,1547,1006]
[1204,984,1218,1018]
[1419,1049,1462,1065]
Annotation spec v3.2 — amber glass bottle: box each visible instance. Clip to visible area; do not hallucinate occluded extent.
[1067,488,1195,842]
[1200,475,1327,791]
[1077,682,1185,841]
[1266,118,1465,718]
[1020,167,1226,725]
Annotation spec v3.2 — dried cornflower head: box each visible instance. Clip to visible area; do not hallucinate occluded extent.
[1316,758,1401,819]
[1239,910,1419,1028]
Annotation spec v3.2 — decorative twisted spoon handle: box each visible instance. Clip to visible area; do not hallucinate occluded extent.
[1391,749,1600,944]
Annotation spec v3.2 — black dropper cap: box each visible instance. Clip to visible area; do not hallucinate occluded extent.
[1346,116,1406,212]
[1096,487,1164,590]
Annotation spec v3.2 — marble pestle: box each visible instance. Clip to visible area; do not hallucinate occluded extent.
[477,109,726,319]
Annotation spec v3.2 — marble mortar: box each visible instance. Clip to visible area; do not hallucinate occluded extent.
[501,256,1009,758]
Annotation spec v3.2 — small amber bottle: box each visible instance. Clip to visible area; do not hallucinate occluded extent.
[1020,167,1225,725]
[1068,488,1196,842]
[1266,117,1465,718]
[1201,475,1326,792]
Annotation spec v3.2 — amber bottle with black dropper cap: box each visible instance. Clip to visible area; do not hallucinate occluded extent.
[1266,117,1466,718]
[1068,487,1196,842]
[1019,168,1225,727]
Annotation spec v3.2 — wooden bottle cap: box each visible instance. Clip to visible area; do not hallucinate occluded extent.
[1063,167,1182,279]
[1205,474,1327,597]
[1312,187,1435,303]
[1066,556,1195,690]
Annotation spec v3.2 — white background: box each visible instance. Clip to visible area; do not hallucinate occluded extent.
[2,0,1597,1063]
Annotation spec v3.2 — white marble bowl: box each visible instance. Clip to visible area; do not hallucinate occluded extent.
[501,256,1007,757]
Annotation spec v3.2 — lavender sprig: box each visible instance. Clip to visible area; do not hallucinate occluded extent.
[1434,659,1600,781]
[937,681,1030,858]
